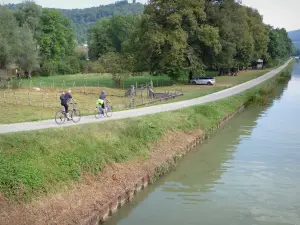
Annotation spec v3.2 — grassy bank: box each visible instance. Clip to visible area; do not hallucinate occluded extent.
[0,64,292,202]
[0,68,271,124]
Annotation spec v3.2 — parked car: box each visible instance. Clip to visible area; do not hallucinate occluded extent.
[190,77,216,85]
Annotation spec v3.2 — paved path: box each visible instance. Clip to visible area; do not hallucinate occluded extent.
[0,60,291,134]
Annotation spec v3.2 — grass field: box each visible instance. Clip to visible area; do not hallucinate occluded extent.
[0,67,292,202]
[0,68,273,124]
[11,73,174,89]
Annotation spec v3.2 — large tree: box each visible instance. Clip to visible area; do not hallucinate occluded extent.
[38,9,75,67]
[15,26,39,75]
[0,6,19,69]
[88,14,140,60]
[138,0,221,80]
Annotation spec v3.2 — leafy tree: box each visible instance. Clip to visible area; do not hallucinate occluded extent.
[39,9,75,65]
[88,14,140,60]
[100,52,130,88]
[15,26,39,75]
[14,1,42,40]
[267,27,293,63]
[0,6,19,69]
[139,0,221,80]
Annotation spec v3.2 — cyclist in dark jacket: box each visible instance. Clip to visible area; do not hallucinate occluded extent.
[60,90,73,119]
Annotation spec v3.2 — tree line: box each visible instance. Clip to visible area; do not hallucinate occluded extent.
[88,0,293,82]
[1,0,293,83]
[0,2,86,77]
[7,1,144,44]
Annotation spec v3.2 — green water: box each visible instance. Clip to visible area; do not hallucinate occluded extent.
[106,63,300,225]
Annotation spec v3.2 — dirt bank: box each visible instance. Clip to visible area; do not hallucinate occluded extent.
[0,130,202,225]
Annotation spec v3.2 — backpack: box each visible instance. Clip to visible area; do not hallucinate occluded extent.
[60,94,65,102]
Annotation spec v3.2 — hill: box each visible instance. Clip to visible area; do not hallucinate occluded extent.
[288,29,300,49]
[6,1,144,44]
[58,1,144,43]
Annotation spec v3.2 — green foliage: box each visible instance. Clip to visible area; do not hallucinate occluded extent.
[59,1,144,44]
[138,0,221,80]
[267,27,293,62]
[0,6,19,69]
[100,52,130,88]
[88,14,140,60]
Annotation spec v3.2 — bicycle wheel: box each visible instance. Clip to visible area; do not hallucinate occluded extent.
[71,109,81,123]
[94,107,104,119]
[105,105,113,117]
[55,110,66,125]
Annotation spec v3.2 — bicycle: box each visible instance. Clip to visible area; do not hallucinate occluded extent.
[55,102,81,125]
[95,101,113,119]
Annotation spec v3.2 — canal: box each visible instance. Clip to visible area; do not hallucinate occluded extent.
[107,62,300,225]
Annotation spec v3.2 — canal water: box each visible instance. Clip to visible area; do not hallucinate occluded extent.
[107,62,300,225]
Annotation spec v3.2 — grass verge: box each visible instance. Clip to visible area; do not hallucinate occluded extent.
[0,64,292,202]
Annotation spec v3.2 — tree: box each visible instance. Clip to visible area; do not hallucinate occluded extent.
[0,6,19,69]
[88,14,140,60]
[267,27,293,64]
[15,26,39,75]
[39,9,75,66]
[14,1,42,40]
[100,52,130,88]
[246,7,269,61]
[139,0,221,80]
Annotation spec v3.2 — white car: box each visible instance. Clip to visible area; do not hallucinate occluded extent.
[190,77,216,85]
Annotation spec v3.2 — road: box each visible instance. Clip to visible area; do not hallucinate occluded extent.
[0,60,291,134]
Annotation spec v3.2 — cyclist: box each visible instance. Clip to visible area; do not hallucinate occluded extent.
[97,90,109,114]
[61,89,74,120]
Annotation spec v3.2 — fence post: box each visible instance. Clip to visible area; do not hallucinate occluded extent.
[28,92,31,105]
[84,84,86,94]
[42,92,45,107]
[14,92,18,104]
[3,91,6,104]
[141,88,143,105]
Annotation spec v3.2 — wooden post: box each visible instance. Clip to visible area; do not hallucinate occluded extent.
[14,92,17,104]
[141,88,144,104]
[53,80,55,89]
[84,84,86,94]
[28,92,31,105]
[42,92,45,107]
[3,91,6,104]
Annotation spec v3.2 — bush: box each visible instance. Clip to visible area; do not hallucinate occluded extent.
[86,61,105,73]
[40,61,57,76]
